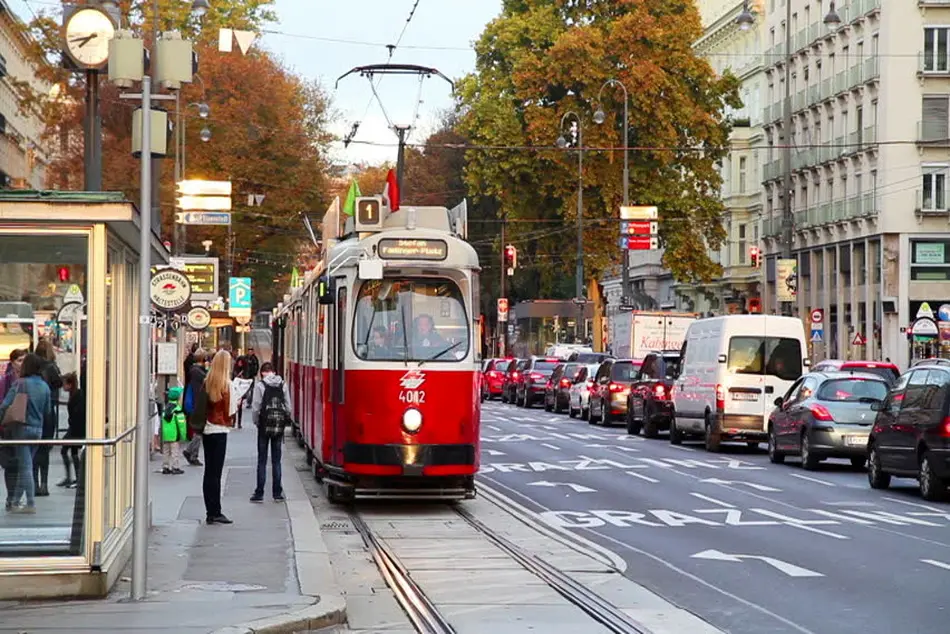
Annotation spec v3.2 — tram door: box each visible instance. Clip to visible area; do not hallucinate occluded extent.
[329,281,347,464]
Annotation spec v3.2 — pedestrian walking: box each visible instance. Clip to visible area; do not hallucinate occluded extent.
[57,372,85,488]
[183,349,209,466]
[33,340,62,497]
[0,354,52,514]
[197,350,235,525]
[0,349,26,508]
[249,362,292,503]
[160,386,187,475]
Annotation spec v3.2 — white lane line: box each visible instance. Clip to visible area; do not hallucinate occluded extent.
[486,425,501,432]
[821,501,877,507]
[786,523,850,540]
[922,559,950,571]
[626,471,659,483]
[540,443,561,451]
[690,492,735,508]
[789,473,836,487]
[884,497,945,512]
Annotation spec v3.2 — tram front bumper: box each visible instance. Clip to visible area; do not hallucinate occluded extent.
[342,442,477,476]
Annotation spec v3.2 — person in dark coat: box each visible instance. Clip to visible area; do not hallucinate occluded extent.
[183,349,209,466]
[58,372,85,488]
[33,340,62,497]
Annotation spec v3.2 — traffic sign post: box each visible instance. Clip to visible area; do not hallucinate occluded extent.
[620,221,658,235]
[228,277,252,318]
[497,297,509,322]
[619,205,658,220]
[175,211,232,225]
[619,236,659,251]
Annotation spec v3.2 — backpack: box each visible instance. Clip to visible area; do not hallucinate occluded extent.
[258,383,289,438]
[183,384,194,414]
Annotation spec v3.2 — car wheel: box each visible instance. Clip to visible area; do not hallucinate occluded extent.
[553,395,564,414]
[523,393,532,408]
[626,408,642,436]
[669,417,683,445]
[501,391,508,404]
[850,457,866,469]
[568,402,577,418]
[643,402,659,439]
[704,412,720,453]
[767,425,785,464]
[602,400,613,425]
[544,396,553,412]
[867,444,891,490]
[919,451,947,501]
[801,432,820,471]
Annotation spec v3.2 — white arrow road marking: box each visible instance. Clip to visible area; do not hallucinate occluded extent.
[922,559,950,571]
[584,443,613,448]
[527,481,596,493]
[789,473,835,487]
[691,549,824,577]
[484,449,506,456]
[541,443,561,451]
[612,445,640,453]
[700,478,781,492]
[626,471,659,483]
[690,492,735,508]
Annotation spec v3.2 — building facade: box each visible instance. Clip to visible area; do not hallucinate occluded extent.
[758,0,944,367]
[0,0,48,189]
[675,0,768,317]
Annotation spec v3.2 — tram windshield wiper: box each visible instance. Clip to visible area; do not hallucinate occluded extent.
[421,339,464,363]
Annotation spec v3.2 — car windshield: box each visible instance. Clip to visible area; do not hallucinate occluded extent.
[493,360,510,372]
[533,361,557,372]
[727,336,803,381]
[353,278,469,362]
[842,365,899,383]
[575,353,609,363]
[817,378,889,402]
[611,362,640,382]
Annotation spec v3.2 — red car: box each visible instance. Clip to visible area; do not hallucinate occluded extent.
[587,358,642,425]
[811,359,900,385]
[481,358,512,401]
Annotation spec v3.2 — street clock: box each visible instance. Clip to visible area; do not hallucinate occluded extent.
[63,7,116,69]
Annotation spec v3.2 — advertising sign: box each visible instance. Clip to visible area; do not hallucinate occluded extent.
[149,269,191,312]
[776,258,798,302]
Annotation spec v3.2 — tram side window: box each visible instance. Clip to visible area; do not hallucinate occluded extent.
[353,278,470,362]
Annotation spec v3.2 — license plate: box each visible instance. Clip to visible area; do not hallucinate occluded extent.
[732,392,758,401]
[845,435,867,447]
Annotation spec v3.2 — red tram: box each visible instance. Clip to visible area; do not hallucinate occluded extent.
[275,194,481,501]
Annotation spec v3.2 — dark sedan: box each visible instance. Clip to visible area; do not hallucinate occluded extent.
[768,371,888,470]
[626,350,681,438]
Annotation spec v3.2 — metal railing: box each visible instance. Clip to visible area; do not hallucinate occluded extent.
[863,125,877,147]
[834,71,848,94]
[0,426,137,457]
[834,135,846,157]
[863,57,879,82]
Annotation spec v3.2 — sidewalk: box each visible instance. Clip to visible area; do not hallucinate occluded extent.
[0,409,345,634]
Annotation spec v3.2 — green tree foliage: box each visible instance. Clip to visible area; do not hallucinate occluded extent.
[457,0,741,287]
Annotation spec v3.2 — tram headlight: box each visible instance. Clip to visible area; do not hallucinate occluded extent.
[402,408,423,434]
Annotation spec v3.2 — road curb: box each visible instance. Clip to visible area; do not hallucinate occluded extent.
[215,435,347,634]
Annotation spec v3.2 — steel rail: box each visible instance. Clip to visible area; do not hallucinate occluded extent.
[455,507,652,634]
[350,513,456,634]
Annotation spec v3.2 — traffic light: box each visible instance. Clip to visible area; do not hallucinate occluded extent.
[57,266,70,282]
[504,244,517,276]
[749,246,761,268]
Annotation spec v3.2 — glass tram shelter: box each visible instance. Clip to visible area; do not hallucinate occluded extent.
[0,191,167,599]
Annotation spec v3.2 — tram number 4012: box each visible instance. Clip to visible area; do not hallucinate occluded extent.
[399,390,426,404]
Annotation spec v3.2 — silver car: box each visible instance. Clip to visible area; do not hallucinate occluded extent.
[767,371,888,470]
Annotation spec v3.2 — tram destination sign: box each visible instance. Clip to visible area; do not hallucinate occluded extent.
[377,239,448,261]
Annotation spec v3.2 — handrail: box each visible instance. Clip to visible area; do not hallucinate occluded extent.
[0,425,137,446]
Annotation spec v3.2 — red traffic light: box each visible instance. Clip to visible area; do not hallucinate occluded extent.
[749,246,761,268]
[57,266,70,282]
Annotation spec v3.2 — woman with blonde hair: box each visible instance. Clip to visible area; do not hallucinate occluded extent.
[199,350,235,525]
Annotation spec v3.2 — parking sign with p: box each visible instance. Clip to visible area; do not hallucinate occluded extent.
[229,277,252,318]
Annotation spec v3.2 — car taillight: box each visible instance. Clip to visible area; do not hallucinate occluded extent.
[586,380,595,388]
[810,404,834,421]
[609,382,625,393]
[560,377,571,388]
[942,417,950,437]
[512,372,520,380]
[488,370,499,378]
[530,372,543,380]
[715,384,725,411]
[654,384,666,400]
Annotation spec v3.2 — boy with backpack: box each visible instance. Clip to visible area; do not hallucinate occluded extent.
[249,363,292,502]
[161,386,188,475]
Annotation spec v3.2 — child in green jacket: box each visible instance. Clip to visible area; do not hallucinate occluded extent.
[161,386,187,475]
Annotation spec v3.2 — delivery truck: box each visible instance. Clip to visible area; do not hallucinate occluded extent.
[610,311,697,360]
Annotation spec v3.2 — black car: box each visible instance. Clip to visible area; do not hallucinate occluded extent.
[568,351,614,364]
[868,364,950,500]
[544,362,582,413]
[626,350,681,438]
[515,357,560,408]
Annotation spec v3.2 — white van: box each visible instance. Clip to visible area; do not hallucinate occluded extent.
[670,315,809,451]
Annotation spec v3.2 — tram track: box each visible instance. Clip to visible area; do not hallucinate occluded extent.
[349,502,650,634]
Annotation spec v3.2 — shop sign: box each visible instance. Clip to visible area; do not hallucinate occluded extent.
[186,307,211,330]
[912,317,939,337]
[150,269,191,312]
[939,304,950,322]
[915,243,945,264]
[917,302,935,320]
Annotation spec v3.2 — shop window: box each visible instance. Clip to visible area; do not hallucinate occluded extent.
[911,239,950,281]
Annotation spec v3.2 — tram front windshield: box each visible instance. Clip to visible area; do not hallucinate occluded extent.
[354,278,470,362]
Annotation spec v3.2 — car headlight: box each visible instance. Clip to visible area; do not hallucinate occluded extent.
[402,408,422,433]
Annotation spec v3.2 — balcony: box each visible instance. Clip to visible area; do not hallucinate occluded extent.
[846,196,862,218]
[846,131,859,154]
[834,135,846,158]
[808,85,820,106]
[793,90,807,111]
[832,200,847,221]
[918,121,950,145]
[808,22,821,44]
[848,65,861,88]
[918,52,950,77]
[817,202,832,224]
[863,57,879,83]
[919,0,950,5]
[834,71,848,94]
[764,160,780,181]
[763,104,771,123]
[863,125,877,149]
[860,192,878,216]
[818,145,834,163]
[820,78,832,102]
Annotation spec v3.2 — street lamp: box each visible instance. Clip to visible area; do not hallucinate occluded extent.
[191,0,210,17]
[736,0,841,315]
[174,98,210,254]
[556,111,586,344]
[594,78,631,305]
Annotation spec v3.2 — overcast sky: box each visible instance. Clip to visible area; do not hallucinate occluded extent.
[8,0,502,166]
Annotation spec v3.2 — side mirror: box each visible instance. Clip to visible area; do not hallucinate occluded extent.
[803,358,811,367]
[317,276,334,305]
[717,354,727,363]
[774,396,784,408]
[870,400,883,411]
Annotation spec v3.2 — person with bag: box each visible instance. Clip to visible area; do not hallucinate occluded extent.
[160,386,187,475]
[182,349,209,466]
[33,340,62,497]
[0,354,51,514]
[249,363,292,503]
[198,350,235,525]
[0,349,26,508]
[57,372,85,488]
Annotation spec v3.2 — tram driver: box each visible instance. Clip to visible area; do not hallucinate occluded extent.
[412,314,445,355]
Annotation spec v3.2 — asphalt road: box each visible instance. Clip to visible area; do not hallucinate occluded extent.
[479,400,950,634]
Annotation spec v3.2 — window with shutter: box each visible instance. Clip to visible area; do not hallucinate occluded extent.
[922,96,949,142]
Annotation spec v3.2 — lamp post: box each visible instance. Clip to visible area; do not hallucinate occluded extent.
[174,95,211,255]
[556,112,586,343]
[594,79,631,305]
[735,0,839,315]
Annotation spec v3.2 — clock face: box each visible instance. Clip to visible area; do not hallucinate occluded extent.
[64,8,115,68]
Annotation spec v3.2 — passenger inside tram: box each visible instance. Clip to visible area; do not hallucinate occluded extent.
[368,326,393,359]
